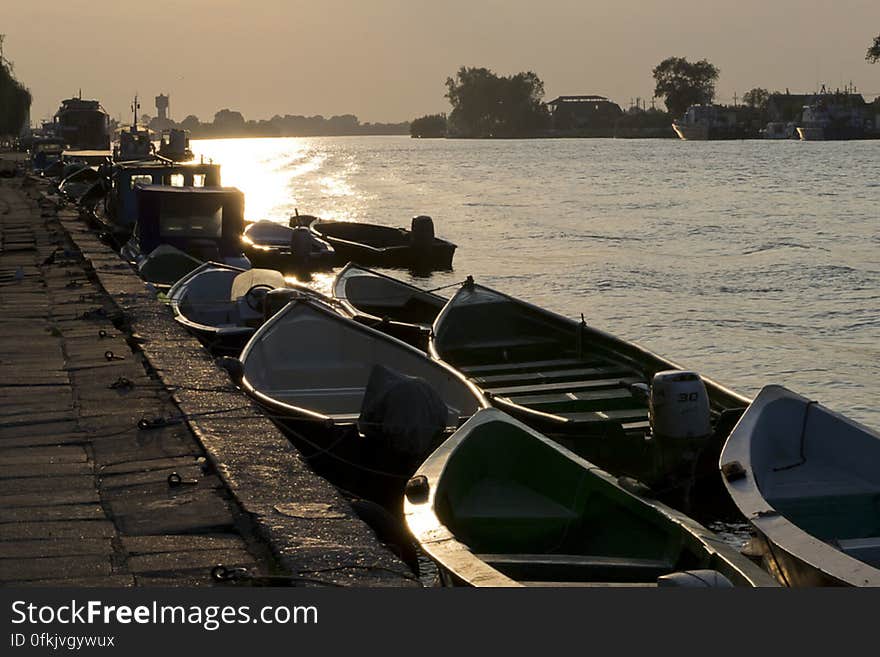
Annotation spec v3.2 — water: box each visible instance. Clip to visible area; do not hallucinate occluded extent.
[191,135,880,429]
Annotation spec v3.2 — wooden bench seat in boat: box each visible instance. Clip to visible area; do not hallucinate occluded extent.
[558,409,650,426]
[476,553,674,582]
[473,365,632,387]
[509,387,642,412]
[486,373,639,397]
[459,358,587,376]
[834,536,880,567]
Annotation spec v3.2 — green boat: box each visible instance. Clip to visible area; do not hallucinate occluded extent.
[405,408,777,587]
[429,278,751,509]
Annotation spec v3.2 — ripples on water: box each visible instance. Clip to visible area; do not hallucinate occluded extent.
[192,137,880,428]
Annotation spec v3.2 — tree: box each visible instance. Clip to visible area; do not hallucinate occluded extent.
[212,109,245,131]
[180,114,201,132]
[742,88,770,110]
[652,57,720,118]
[0,61,31,135]
[445,66,549,138]
[410,113,447,138]
[868,34,880,63]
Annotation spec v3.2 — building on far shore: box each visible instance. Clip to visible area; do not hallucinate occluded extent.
[547,95,623,135]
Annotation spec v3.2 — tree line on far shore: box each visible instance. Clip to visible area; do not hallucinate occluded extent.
[412,32,880,139]
[138,109,409,139]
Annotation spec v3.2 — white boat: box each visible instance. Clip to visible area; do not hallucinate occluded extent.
[235,299,486,503]
[168,262,329,353]
[720,385,880,586]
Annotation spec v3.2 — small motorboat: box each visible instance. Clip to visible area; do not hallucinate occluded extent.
[404,407,778,587]
[241,220,336,273]
[332,263,447,327]
[429,278,751,512]
[232,298,486,505]
[121,185,251,287]
[168,262,330,354]
[310,215,456,271]
[720,385,880,586]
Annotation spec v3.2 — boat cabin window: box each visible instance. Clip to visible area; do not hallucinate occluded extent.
[192,174,206,188]
[130,175,154,189]
[169,173,185,187]
[158,195,223,239]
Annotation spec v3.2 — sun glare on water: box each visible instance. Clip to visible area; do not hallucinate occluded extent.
[189,137,361,224]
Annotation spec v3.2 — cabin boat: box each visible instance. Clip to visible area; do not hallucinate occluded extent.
[114,124,155,162]
[429,279,751,512]
[672,105,747,141]
[157,129,194,162]
[405,407,778,587]
[720,385,880,586]
[309,215,457,271]
[29,137,67,173]
[233,299,486,504]
[121,185,250,287]
[168,262,331,354]
[53,97,111,151]
[93,161,222,238]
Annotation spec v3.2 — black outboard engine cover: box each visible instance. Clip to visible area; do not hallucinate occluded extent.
[410,215,435,248]
[358,364,448,462]
[290,226,313,265]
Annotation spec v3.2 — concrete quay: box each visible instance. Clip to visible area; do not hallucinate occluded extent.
[0,156,417,587]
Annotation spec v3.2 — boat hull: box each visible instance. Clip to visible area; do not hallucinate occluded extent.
[405,408,778,587]
[311,221,457,271]
[430,281,749,515]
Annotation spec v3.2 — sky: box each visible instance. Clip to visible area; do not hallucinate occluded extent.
[4,0,879,124]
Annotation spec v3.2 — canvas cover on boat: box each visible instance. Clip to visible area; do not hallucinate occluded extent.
[230,269,287,300]
[358,364,448,459]
[138,244,202,286]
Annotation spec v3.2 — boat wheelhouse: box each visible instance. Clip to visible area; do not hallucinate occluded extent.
[102,161,221,234]
[121,185,250,285]
[53,97,111,150]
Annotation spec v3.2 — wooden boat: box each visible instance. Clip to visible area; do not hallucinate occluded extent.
[234,299,486,505]
[332,263,446,327]
[120,185,250,286]
[720,385,880,586]
[405,407,778,587]
[310,216,456,271]
[429,278,751,511]
[168,262,331,354]
[241,220,336,273]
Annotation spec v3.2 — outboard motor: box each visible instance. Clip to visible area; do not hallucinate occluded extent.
[410,215,435,249]
[649,370,711,442]
[289,226,313,267]
[647,370,712,507]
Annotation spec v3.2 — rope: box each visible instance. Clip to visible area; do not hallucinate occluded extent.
[772,400,817,472]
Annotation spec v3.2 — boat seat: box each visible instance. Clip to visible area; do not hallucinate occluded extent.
[477,553,674,582]
[473,365,628,387]
[459,358,586,376]
[834,536,880,567]
[486,373,639,397]
[558,409,649,426]
[510,387,643,411]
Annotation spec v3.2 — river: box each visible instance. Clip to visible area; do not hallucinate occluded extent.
[191,135,880,431]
